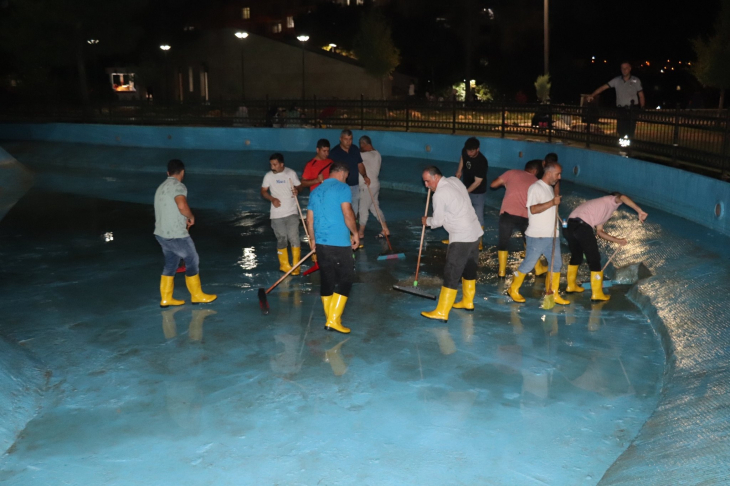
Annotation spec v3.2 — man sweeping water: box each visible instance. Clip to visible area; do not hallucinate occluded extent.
[421,166,483,322]
[154,159,217,307]
[306,162,359,334]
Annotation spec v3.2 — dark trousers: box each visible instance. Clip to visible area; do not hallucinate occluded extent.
[616,106,637,139]
[498,212,529,251]
[564,219,601,272]
[318,244,355,297]
[443,240,480,289]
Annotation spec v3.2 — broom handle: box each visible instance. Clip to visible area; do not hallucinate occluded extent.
[291,180,311,246]
[415,189,432,282]
[547,208,559,293]
[266,249,316,294]
[602,245,622,272]
[366,183,394,253]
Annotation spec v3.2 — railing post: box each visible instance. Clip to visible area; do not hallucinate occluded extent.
[405,97,410,132]
[360,94,365,130]
[313,95,318,128]
[722,108,730,178]
[452,95,457,134]
[501,103,506,138]
[672,105,681,164]
[585,106,592,149]
[547,103,553,143]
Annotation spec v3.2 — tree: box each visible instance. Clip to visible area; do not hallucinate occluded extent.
[0,0,146,104]
[353,9,401,99]
[535,74,551,103]
[692,0,730,109]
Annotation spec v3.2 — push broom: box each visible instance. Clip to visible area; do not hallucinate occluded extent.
[258,249,316,315]
[393,189,436,300]
[290,180,319,276]
[365,184,405,261]
[541,211,560,310]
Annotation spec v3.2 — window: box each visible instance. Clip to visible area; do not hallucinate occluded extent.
[272,23,282,34]
[242,7,250,19]
[110,73,136,92]
[286,16,294,29]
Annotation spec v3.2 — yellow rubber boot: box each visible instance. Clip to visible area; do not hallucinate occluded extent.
[277,248,292,273]
[534,258,549,276]
[422,287,458,322]
[498,250,508,278]
[566,264,585,293]
[551,272,571,305]
[590,271,611,301]
[321,295,332,320]
[291,247,301,276]
[508,271,527,303]
[185,274,218,304]
[325,293,350,334]
[453,279,476,311]
[160,275,185,308]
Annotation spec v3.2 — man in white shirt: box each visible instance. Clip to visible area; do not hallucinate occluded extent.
[357,135,389,239]
[420,166,483,322]
[508,160,570,305]
[261,153,303,275]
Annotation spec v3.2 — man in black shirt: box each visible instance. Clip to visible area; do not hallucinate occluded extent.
[455,137,488,250]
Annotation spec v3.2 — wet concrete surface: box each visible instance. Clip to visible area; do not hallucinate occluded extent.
[0,145,668,485]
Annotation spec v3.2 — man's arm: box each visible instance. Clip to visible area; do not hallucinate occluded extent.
[530,195,561,214]
[306,209,316,250]
[455,156,464,178]
[260,186,281,208]
[466,177,483,193]
[596,224,628,246]
[587,84,610,102]
[358,162,370,186]
[425,194,445,229]
[342,202,359,249]
[300,174,324,188]
[638,91,646,108]
[490,176,506,189]
[175,195,195,228]
[553,180,561,197]
[619,194,648,222]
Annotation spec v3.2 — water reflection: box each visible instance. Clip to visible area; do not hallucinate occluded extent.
[431,327,457,356]
[238,247,258,270]
[325,338,350,376]
[160,308,217,342]
[588,301,608,332]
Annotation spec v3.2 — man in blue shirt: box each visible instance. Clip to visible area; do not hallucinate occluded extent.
[306,162,359,334]
[329,129,370,218]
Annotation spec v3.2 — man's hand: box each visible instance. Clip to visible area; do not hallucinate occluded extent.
[553,195,562,206]
[187,216,195,229]
[316,174,324,184]
[291,188,298,197]
[455,170,462,179]
[421,216,428,226]
[586,96,594,103]
[618,238,629,246]
[272,198,282,208]
[364,176,371,186]
[638,211,648,223]
[350,234,359,250]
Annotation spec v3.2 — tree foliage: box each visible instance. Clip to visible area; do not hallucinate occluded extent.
[535,74,551,103]
[692,0,730,107]
[353,9,401,79]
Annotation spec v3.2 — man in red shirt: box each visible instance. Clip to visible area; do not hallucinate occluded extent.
[301,139,333,193]
[490,160,548,278]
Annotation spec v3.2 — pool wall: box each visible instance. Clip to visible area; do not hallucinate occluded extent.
[2,123,730,484]
[1,123,729,236]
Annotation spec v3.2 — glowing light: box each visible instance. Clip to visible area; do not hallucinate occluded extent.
[646,61,650,66]
[660,69,664,73]
[329,43,337,47]
[160,45,171,51]
[297,35,310,42]
[592,56,595,60]
[619,136,631,148]
[656,105,661,110]
[103,232,114,243]
[87,39,99,45]
[235,31,249,39]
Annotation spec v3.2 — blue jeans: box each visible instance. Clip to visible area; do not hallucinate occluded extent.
[155,235,200,277]
[469,192,485,242]
[518,236,562,274]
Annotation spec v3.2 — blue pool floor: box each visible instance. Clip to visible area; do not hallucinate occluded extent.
[0,145,668,485]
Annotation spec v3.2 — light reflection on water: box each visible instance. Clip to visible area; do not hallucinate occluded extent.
[238,247,258,270]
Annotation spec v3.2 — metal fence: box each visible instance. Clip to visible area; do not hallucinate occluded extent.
[2,99,729,178]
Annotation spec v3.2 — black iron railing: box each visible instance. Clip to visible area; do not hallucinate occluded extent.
[2,98,729,178]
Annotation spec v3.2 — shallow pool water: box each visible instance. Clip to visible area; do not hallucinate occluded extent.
[0,143,664,485]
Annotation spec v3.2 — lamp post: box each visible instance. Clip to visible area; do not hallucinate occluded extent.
[160,45,171,102]
[235,31,249,100]
[297,35,309,100]
[543,0,550,74]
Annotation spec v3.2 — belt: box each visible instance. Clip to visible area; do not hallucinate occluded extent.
[568,217,590,226]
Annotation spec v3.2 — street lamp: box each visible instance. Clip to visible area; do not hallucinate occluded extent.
[160,45,171,51]
[297,35,309,100]
[160,45,171,101]
[87,39,99,45]
[235,31,249,100]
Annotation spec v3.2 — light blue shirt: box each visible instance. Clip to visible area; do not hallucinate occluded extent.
[309,178,352,247]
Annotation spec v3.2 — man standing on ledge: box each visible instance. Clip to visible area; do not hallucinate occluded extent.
[587,62,645,138]
[450,137,488,250]
[421,166,483,322]
[307,162,360,334]
[154,159,217,307]
[508,160,569,305]
[329,129,370,217]
[564,192,647,300]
